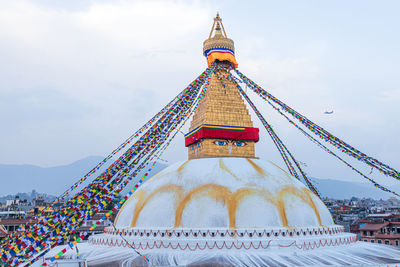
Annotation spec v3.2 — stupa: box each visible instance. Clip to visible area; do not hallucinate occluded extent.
[44,14,400,267]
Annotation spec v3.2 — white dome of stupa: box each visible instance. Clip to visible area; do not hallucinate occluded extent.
[53,157,400,267]
[114,158,333,229]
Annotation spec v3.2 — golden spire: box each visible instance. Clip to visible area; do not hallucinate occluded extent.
[208,12,228,38]
[203,13,238,68]
[184,14,259,160]
[213,22,223,38]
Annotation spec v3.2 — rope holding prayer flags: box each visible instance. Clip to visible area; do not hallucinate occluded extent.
[33,84,209,266]
[1,66,215,266]
[213,65,321,198]
[232,73,400,198]
[228,67,399,198]
[14,108,186,264]
[237,85,321,198]
[33,65,214,267]
[235,69,400,181]
[214,68,298,178]
[0,68,211,253]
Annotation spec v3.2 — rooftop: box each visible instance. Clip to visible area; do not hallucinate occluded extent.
[359,223,388,231]
[375,233,400,239]
[367,213,392,217]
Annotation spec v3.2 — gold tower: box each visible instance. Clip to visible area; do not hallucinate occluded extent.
[185,14,259,159]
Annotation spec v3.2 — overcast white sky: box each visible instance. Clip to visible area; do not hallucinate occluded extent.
[1,0,399,188]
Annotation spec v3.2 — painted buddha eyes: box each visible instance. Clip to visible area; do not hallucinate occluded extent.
[214,140,228,146]
[213,140,247,147]
[233,141,246,147]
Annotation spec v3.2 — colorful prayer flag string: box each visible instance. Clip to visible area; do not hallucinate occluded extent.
[1,66,215,266]
[213,65,321,198]
[235,69,400,181]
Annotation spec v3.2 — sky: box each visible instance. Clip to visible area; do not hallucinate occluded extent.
[1,0,399,189]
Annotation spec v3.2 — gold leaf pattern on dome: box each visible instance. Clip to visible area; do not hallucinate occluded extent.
[114,158,333,230]
[130,185,184,227]
[127,184,322,229]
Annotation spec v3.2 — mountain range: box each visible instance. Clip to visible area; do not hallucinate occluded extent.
[0,156,398,200]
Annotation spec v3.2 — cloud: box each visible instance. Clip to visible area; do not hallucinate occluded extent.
[0,0,398,190]
[379,89,400,102]
[0,0,211,166]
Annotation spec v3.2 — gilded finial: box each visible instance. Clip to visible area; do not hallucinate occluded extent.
[203,13,238,68]
[209,13,227,38]
[215,12,221,21]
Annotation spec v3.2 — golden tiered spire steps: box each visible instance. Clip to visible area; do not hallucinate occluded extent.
[187,69,256,159]
[186,14,258,160]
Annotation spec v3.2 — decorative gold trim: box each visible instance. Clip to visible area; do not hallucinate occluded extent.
[127,184,323,229]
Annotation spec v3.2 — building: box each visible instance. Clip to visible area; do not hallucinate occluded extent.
[32,196,46,207]
[5,196,28,208]
[0,225,7,240]
[0,218,32,232]
[360,222,400,246]
[352,213,400,246]
[0,211,26,219]
[26,206,54,216]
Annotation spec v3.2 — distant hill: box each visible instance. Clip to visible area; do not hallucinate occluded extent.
[0,156,167,197]
[310,177,400,200]
[0,156,105,196]
[0,157,398,200]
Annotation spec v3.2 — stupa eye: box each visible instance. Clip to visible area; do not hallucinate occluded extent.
[214,140,227,146]
[233,141,246,147]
